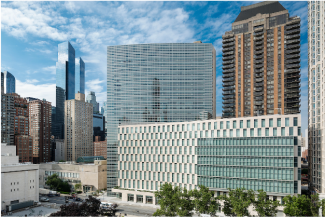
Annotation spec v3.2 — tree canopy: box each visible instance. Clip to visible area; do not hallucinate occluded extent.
[45,174,71,192]
[190,185,219,217]
[253,190,279,216]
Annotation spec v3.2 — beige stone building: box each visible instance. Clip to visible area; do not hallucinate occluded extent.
[39,160,107,193]
[1,143,39,210]
[65,93,93,162]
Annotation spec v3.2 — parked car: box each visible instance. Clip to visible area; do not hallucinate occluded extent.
[40,197,49,202]
[75,198,83,202]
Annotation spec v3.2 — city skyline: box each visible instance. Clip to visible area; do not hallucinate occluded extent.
[1,1,308,134]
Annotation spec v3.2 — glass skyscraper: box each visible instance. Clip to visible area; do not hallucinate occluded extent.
[106,42,216,194]
[75,57,85,94]
[1,71,16,94]
[55,41,85,139]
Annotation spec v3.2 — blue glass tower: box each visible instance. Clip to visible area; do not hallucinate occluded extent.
[55,41,75,139]
[1,71,16,94]
[75,57,85,94]
[106,43,216,194]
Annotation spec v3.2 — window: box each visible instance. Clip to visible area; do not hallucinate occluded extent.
[240,120,243,128]
[233,121,237,128]
[281,127,285,136]
[289,127,293,136]
[226,121,230,129]
[220,122,223,129]
[285,118,289,126]
[243,129,247,137]
[269,119,273,127]
[298,127,301,136]
[261,119,265,127]
[293,117,298,126]
[258,128,261,136]
[254,119,258,128]
[247,120,250,128]
[265,128,269,136]
[250,129,254,137]
[277,118,281,127]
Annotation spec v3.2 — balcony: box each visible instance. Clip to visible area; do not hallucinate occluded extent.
[222,95,234,100]
[286,83,300,88]
[222,104,235,109]
[254,54,263,60]
[285,98,300,103]
[287,39,300,45]
[255,59,264,64]
[254,96,263,101]
[285,48,300,55]
[286,34,300,40]
[254,92,264,96]
[285,54,300,59]
[223,42,235,48]
[255,45,264,50]
[223,68,235,74]
[223,77,235,82]
[223,60,235,65]
[223,90,235,95]
[285,58,300,64]
[285,28,300,35]
[222,73,233,78]
[287,44,300,50]
[223,108,235,112]
[223,37,235,43]
[223,64,235,70]
[254,31,264,37]
[286,64,300,69]
[286,78,301,84]
[254,50,264,55]
[223,99,235,104]
[285,88,300,94]
[255,87,263,92]
[285,73,300,79]
[255,40,263,46]
[223,86,235,91]
[255,82,264,87]
[255,77,264,83]
[223,81,235,87]
[255,73,264,78]
[285,23,300,31]
[255,101,263,106]
[255,64,264,69]
[223,51,234,56]
[223,55,234,61]
[222,47,234,52]
[286,93,301,98]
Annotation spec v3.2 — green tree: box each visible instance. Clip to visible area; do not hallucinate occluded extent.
[310,194,321,216]
[253,190,279,216]
[177,187,194,216]
[283,194,312,216]
[46,174,71,192]
[218,188,255,216]
[322,199,325,216]
[74,183,82,191]
[153,183,180,216]
[190,185,219,217]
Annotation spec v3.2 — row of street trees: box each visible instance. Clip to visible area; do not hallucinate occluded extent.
[154,183,325,216]
[46,174,71,193]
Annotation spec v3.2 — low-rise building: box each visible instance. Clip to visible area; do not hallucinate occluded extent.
[39,160,107,193]
[54,139,65,162]
[113,114,302,206]
[1,143,39,210]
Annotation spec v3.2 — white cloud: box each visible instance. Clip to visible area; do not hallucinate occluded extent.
[42,66,56,75]
[16,80,56,106]
[25,79,39,83]
[86,79,105,93]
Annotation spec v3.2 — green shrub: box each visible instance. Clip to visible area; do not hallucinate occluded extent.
[77,191,82,194]
[59,191,70,194]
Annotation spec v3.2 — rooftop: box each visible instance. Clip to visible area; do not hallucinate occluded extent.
[234,1,286,23]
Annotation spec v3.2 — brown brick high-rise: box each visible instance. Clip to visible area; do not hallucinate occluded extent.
[11,93,33,162]
[222,1,300,118]
[29,99,52,163]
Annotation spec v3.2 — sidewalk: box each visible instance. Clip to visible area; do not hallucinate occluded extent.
[100,196,160,209]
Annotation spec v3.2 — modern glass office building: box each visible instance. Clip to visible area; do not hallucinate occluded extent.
[113,114,302,205]
[106,42,216,194]
[1,71,16,94]
[55,41,75,139]
[75,57,85,94]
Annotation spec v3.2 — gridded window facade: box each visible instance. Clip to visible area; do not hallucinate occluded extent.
[107,43,216,194]
[117,114,301,195]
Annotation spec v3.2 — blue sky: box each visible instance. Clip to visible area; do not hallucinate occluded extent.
[1,1,308,135]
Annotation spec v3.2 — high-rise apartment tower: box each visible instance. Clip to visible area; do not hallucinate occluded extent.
[64,93,93,162]
[308,1,325,194]
[29,99,52,163]
[222,1,301,118]
[107,42,216,194]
